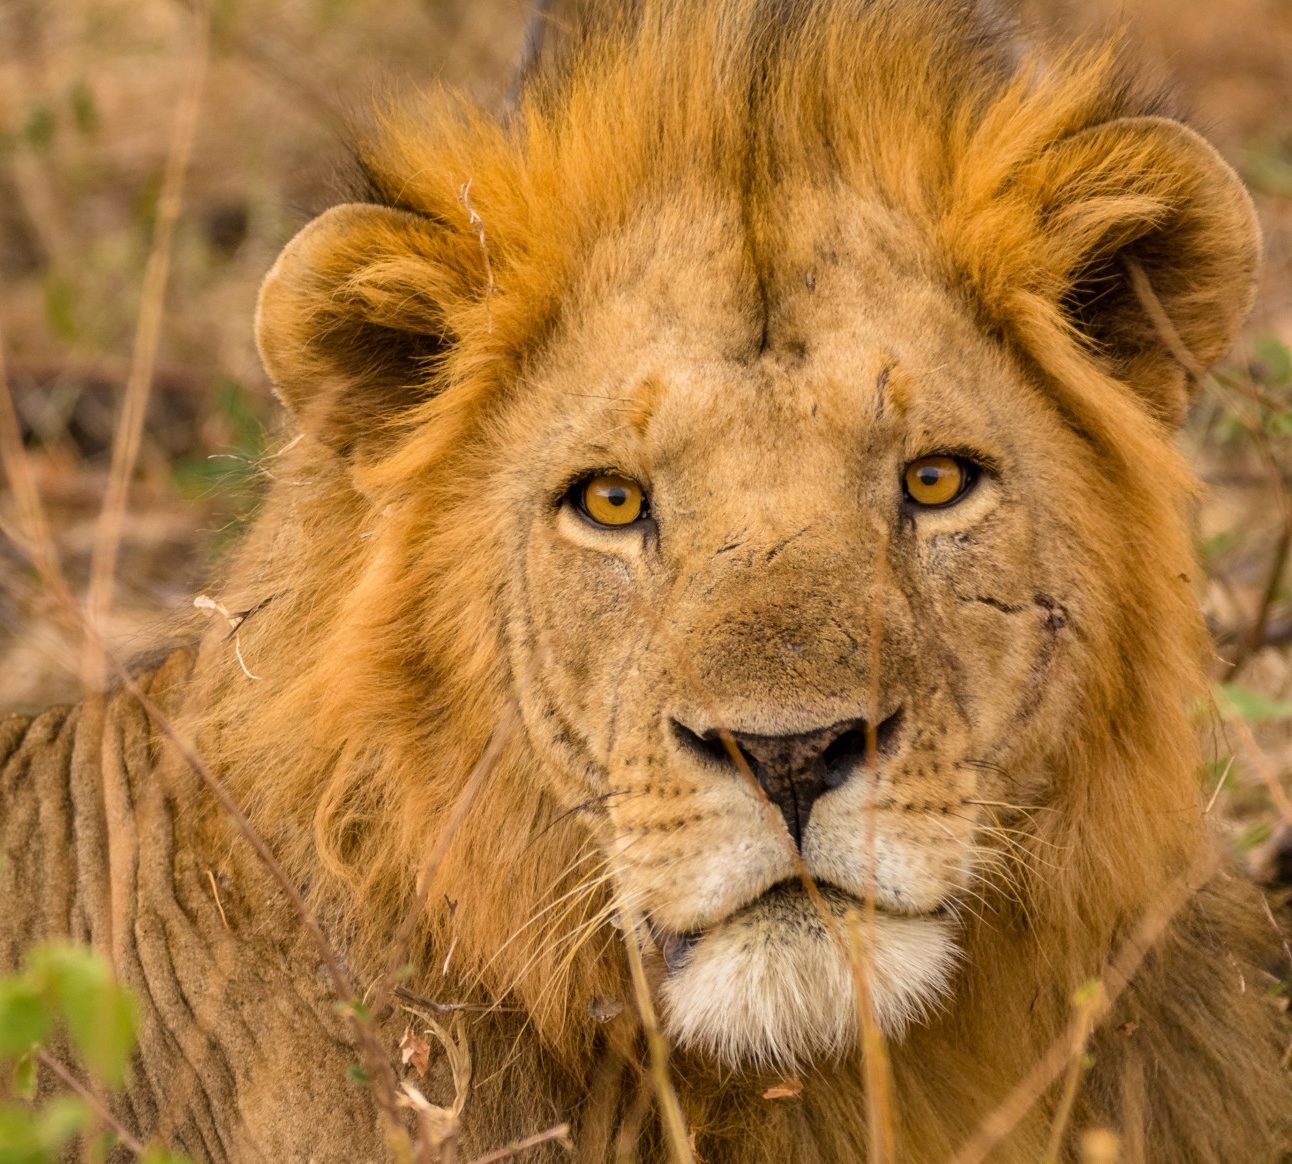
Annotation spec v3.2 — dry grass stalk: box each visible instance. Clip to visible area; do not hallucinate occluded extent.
[618,901,696,1164]
[1041,981,1104,1161]
[459,179,496,328]
[108,660,415,1155]
[858,527,896,1161]
[397,1006,473,1164]
[628,572,899,1155]
[844,911,895,1162]
[81,0,210,693]
[1224,710,1292,827]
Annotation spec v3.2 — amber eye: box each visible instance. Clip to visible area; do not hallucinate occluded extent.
[903,456,973,508]
[576,474,648,527]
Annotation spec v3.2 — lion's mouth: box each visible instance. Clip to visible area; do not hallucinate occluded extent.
[646,882,952,976]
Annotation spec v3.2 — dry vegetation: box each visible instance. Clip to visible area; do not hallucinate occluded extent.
[0,0,1290,1159]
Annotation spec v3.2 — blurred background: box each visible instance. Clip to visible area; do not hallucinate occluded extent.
[0,0,1289,872]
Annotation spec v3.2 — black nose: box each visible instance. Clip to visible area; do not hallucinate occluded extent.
[670,711,904,848]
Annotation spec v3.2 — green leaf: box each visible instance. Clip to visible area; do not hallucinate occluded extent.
[0,1097,87,1164]
[0,1105,45,1164]
[68,82,98,136]
[33,1098,88,1151]
[1215,682,1292,723]
[43,275,77,341]
[21,104,56,151]
[1265,409,1292,438]
[0,982,50,1059]
[12,1053,36,1101]
[28,945,136,1088]
[1254,335,1292,388]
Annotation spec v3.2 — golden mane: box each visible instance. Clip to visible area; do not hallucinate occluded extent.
[167,1,1286,1157]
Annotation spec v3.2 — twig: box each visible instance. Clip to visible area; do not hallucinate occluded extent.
[205,870,230,930]
[394,986,520,1015]
[465,1122,572,1164]
[110,665,409,1136]
[35,1050,144,1155]
[193,594,262,681]
[458,180,496,328]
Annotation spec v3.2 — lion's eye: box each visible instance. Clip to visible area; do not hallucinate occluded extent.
[575,474,648,527]
[903,456,974,508]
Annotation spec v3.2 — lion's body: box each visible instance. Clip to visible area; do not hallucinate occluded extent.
[3,1,1291,1160]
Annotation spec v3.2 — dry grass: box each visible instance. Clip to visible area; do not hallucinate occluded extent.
[1,0,1290,1160]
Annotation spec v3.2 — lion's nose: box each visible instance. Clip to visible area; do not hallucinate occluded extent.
[670,711,904,848]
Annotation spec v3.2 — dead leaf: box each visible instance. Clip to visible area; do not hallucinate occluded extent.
[588,996,624,1023]
[762,1078,803,1100]
[399,1024,431,1077]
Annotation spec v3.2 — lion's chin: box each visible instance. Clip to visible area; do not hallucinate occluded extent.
[656,885,959,1071]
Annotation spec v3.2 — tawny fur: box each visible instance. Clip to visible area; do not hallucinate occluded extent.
[3,1,1290,1160]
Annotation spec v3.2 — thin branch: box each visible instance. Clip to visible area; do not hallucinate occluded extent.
[35,1050,144,1156]
[394,987,521,1015]
[465,1122,572,1164]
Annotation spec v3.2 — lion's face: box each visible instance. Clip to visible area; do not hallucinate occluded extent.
[254,25,1258,1076]
[497,198,1088,1068]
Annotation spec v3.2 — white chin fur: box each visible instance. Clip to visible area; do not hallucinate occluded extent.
[658,889,958,1071]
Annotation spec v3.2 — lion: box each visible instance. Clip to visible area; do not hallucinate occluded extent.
[3,0,1290,1159]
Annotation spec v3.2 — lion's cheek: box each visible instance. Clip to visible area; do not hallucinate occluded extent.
[803,800,978,914]
[606,793,794,933]
[516,545,650,758]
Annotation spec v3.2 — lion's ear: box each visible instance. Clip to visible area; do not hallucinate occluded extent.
[256,203,463,459]
[964,116,1260,427]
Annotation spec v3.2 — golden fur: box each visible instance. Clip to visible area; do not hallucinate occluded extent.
[3,1,1290,1159]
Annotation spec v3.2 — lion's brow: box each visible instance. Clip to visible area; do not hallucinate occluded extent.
[625,373,668,436]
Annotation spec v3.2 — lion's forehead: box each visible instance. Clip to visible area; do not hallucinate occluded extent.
[526,236,1043,508]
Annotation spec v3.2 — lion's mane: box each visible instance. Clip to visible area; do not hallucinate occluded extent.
[4,1,1288,1160]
